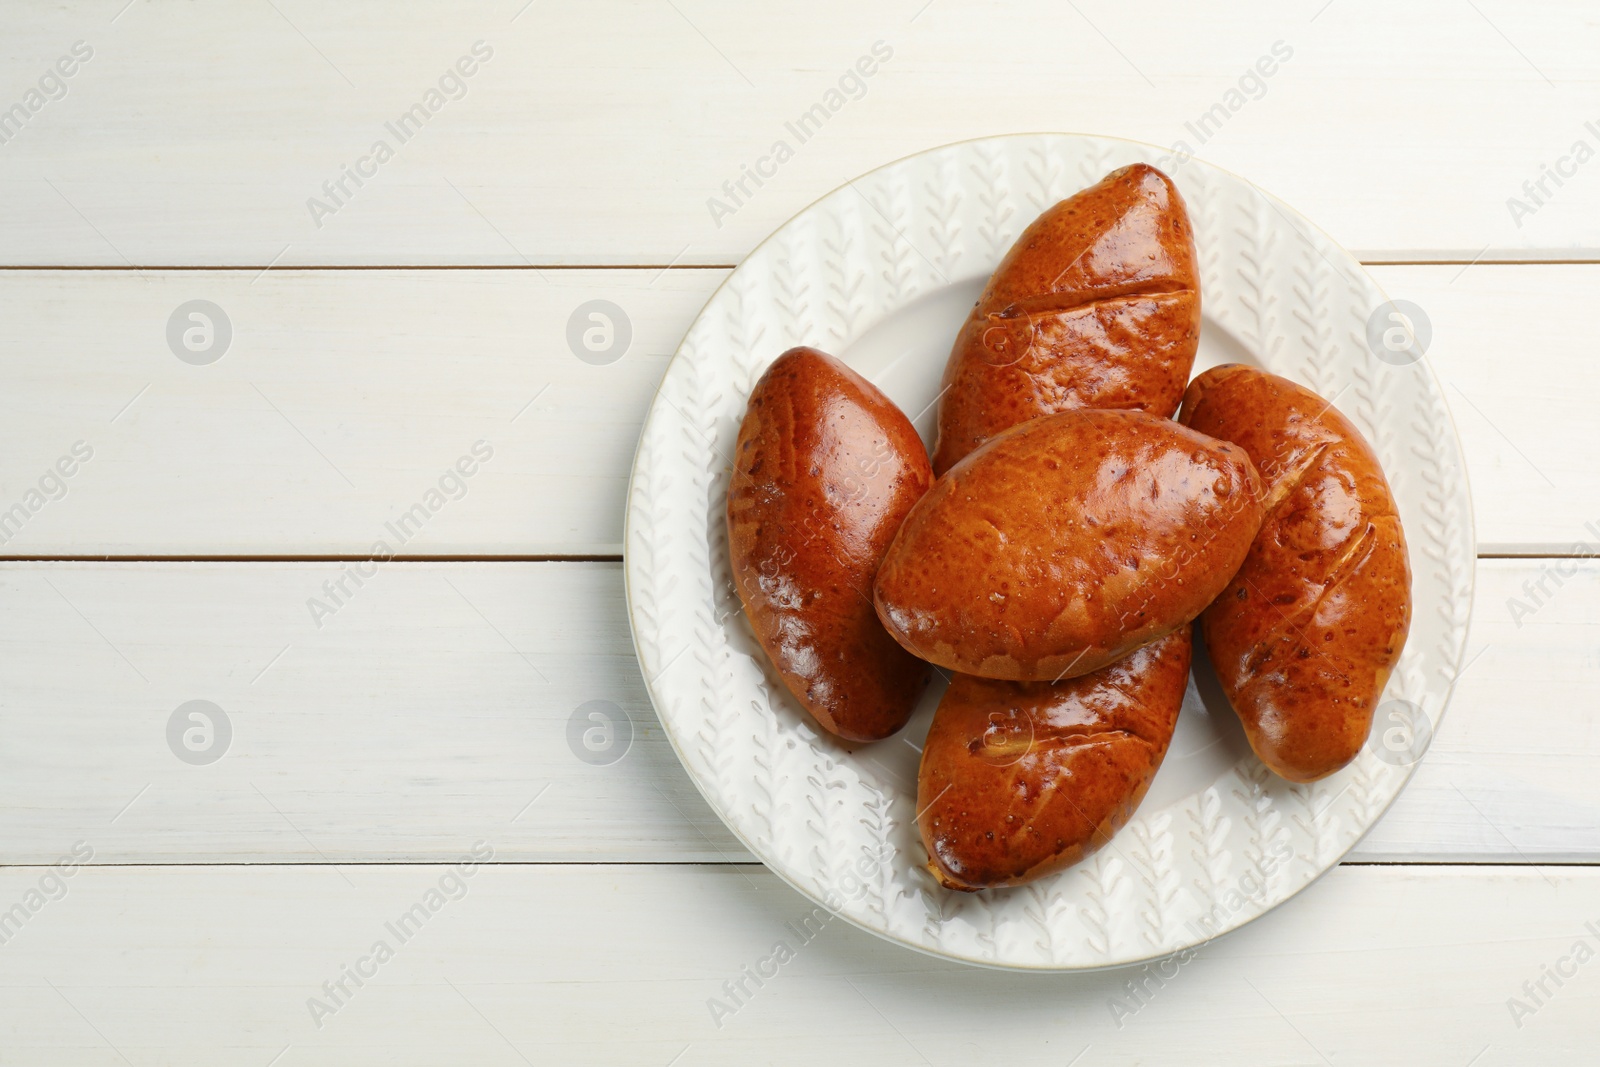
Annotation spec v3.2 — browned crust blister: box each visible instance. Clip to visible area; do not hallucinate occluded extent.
[1179,364,1412,783]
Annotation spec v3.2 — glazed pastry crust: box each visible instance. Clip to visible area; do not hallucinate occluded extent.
[917,628,1192,890]
[875,408,1262,682]
[727,347,934,741]
[932,163,1200,475]
[1180,364,1412,783]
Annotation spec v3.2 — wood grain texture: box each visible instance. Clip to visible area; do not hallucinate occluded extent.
[0,863,1594,1064]
[0,268,693,556]
[0,0,1594,1049]
[0,264,1589,555]
[2,2,1599,265]
[1,558,1593,865]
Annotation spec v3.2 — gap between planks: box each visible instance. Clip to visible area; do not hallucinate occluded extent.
[5,258,1600,271]
[0,555,626,564]
[1,550,1592,562]
[0,857,1593,870]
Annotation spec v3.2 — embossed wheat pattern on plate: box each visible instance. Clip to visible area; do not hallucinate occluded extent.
[1127,811,1179,952]
[625,134,1475,971]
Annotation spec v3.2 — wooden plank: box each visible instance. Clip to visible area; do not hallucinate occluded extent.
[1381,264,1600,554]
[2,1,1600,265]
[0,863,1593,1064]
[0,264,1590,555]
[0,268,699,556]
[1,557,1595,865]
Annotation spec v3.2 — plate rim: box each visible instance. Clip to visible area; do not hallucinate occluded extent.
[623,131,1477,971]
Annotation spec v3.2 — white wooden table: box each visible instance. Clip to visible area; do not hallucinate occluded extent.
[1,1,1597,1062]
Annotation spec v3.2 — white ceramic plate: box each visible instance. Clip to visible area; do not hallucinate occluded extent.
[624,134,1475,970]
